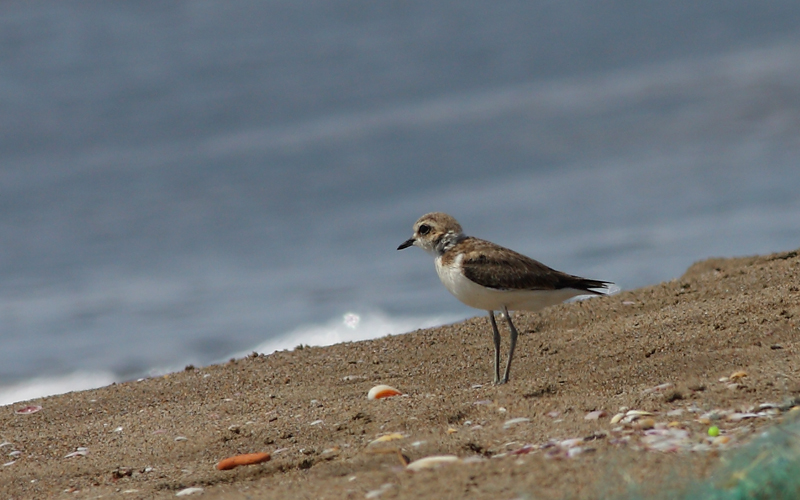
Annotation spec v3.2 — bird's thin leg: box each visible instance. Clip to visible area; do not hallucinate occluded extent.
[488,311,502,384]
[500,306,518,384]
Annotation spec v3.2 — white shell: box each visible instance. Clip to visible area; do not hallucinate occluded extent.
[406,455,461,471]
[368,385,402,400]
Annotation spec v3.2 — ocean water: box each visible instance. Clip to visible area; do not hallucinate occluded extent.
[2,2,800,405]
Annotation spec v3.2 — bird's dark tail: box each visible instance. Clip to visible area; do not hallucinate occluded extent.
[567,278,614,295]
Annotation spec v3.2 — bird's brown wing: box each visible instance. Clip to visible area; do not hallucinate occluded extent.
[459,238,611,292]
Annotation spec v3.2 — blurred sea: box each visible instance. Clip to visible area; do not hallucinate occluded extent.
[2,1,800,405]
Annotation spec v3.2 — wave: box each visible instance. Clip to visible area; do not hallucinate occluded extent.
[236,310,460,358]
[0,371,118,407]
[0,310,458,406]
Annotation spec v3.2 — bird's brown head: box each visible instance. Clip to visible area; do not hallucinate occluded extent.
[397,212,464,255]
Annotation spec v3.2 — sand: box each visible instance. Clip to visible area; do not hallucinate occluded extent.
[1,249,798,499]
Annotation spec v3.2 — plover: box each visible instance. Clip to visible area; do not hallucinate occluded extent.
[398,212,612,385]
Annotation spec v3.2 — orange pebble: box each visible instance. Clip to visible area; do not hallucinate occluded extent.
[216,452,271,470]
[368,384,403,400]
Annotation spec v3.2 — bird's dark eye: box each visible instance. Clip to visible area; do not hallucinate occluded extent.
[418,224,430,235]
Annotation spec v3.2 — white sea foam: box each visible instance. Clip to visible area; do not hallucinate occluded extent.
[0,311,459,406]
[241,310,460,358]
[0,371,117,407]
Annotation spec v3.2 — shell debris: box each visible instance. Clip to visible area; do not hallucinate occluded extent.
[175,487,204,496]
[368,385,403,400]
[584,410,606,420]
[216,452,271,470]
[64,448,88,458]
[368,433,406,446]
[622,410,654,424]
[14,405,42,415]
[406,455,461,471]
[503,417,531,429]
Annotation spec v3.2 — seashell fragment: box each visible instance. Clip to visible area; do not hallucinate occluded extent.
[610,413,625,424]
[729,371,747,380]
[567,447,584,458]
[175,487,204,496]
[216,452,271,470]
[503,417,530,429]
[368,385,402,400]
[406,455,461,471]
[641,383,672,394]
[584,410,606,420]
[368,433,405,446]
[14,405,42,415]
[560,438,584,449]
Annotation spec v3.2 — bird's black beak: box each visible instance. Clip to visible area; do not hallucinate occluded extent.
[397,238,415,250]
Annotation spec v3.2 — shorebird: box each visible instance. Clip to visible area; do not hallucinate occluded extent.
[398,212,612,384]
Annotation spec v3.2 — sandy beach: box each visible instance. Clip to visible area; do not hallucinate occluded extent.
[1,249,798,499]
